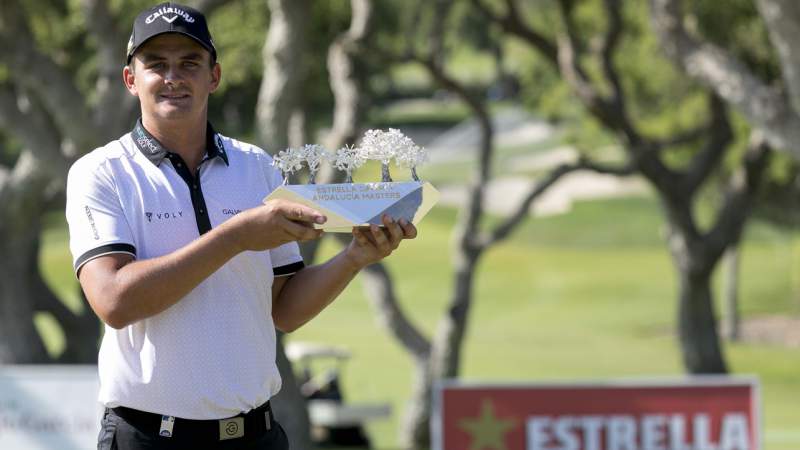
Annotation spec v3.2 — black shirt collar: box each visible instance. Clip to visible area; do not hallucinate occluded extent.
[131,118,229,167]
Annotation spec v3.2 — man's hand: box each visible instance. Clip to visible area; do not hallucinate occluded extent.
[228,199,326,252]
[344,214,418,269]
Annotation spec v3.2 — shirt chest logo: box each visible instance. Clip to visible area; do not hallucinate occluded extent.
[222,208,242,217]
[145,211,185,222]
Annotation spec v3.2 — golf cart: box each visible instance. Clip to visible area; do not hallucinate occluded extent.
[285,341,392,448]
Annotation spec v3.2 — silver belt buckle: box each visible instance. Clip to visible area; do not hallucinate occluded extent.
[219,417,245,440]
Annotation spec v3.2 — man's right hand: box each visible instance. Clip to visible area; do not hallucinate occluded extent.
[228,199,326,251]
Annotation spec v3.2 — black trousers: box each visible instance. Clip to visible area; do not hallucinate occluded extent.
[98,408,290,450]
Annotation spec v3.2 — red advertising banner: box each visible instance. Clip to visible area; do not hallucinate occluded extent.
[433,377,759,450]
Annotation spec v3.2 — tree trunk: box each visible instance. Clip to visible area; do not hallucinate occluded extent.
[0,141,101,364]
[432,257,478,380]
[256,0,310,153]
[721,245,741,341]
[403,255,479,450]
[270,332,311,445]
[0,221,50,364]
[676,267,728,374]
[256,1,313,447]
[400,362,433,450]
[0,148,47,362]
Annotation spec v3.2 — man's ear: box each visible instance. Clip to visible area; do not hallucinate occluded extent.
[122,65,138,96]
[209,62,221,94]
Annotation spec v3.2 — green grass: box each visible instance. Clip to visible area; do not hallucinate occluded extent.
[290,196,799,449]
[38,196,799,449]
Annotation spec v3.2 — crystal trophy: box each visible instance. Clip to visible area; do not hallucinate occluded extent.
[264,129,439,232]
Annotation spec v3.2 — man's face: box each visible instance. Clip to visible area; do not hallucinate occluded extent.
[123,33,220,123]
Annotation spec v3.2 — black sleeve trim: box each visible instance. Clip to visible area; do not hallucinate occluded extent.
[74,243,137,275]
[273,261,305,277]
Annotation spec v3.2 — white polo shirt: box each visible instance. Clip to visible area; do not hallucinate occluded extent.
[66,119,304,420]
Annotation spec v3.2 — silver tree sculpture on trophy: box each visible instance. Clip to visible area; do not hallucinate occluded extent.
[390,129,427,182]
[272,147,305,184]
[301,144,329,184]
[332,144,366,183]
[359,129,397,182]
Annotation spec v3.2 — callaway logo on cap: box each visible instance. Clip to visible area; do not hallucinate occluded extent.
[126,2,216,64]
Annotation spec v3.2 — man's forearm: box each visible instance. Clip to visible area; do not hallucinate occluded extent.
[80,200,325,329]
[272,249,363,332]
[81,220,243,328]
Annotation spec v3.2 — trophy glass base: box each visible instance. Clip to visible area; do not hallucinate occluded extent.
[264,181,439,232]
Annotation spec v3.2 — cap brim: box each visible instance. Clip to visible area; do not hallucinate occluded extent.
[127,31,216,64]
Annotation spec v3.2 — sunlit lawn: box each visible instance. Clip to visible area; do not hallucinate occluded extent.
[39,195,799,449]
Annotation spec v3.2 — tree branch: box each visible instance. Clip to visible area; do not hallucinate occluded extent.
[480,157,636,248]
[705,131,771,264]
[682,94,733,195]
[415,55,492,254]
[429,0,451,66]
[325,0,372,153]
[556,0,646,147]
[407,0,493,254]
[361,264,431,362]
[600,0,625,110]
[477,0,679,195]
[649,0,800,160]
[556,33,607,115]
[0,0,97,152]
[756,0,800,116]
[653,125,710,149]
[480,0,645,149]
[0,165,9,194]
[81,0,137,138]
[471,0,559,64]
[0,84,68,177]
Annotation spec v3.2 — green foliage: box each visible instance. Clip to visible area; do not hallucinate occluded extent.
[504,0,794,234]
[765,152,798,185]
[209,0,269,92]
[691,0,780,82]
[205,0,268,135]
[20,0,91,95]
[0,129,22,168]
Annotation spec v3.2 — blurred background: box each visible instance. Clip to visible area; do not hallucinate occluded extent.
[0,0,797,449]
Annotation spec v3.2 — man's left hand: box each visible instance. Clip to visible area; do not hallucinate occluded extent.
[345,214,417,269]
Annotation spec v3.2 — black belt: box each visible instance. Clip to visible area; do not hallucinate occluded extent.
[111,401,275,441]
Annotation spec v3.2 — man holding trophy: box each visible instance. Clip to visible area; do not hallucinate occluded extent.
[65,3,433,450]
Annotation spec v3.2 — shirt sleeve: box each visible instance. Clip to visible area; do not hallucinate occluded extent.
[66,153,136,276]
[261,150,305,277]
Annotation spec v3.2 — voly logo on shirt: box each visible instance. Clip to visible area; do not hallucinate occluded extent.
[145,211,184,222]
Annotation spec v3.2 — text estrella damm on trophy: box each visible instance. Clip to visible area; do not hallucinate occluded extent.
[265,129,439,232]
